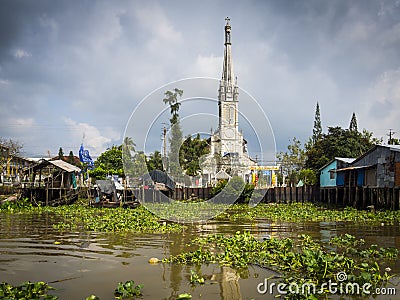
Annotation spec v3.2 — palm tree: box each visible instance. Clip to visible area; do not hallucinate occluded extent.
[163,88,183,125]
[123,136,136,159]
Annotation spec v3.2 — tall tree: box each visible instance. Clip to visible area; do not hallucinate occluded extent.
[312,102,322,145]
[163,88,184,179]
[121,136,137,177]
[58,147,64,160]
[122,136,136,158]
[68,150,75,165]
[349,112,358,132]
[180,134,210,176]
[277,137,306,186]
[163,88,183,125]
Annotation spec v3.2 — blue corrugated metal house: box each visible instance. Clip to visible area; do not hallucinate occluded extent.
[319,157,355,187]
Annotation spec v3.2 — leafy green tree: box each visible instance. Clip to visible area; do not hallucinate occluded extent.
[298,168,317,185]
[277,137,306,186]
[147,150,163,171]
[305,126,377,171]
[180,134,210,176]
[90,145,124,179]
[349,112,358,132]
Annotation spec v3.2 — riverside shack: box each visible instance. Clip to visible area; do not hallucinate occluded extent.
[23,159,81,205]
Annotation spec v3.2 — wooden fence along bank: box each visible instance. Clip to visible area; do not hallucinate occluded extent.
[4,185,399,210]
[166,185,399,211]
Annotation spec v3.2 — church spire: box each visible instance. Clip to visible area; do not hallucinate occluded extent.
[222,17,234,84]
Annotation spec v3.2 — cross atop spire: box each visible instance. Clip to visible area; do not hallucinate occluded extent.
[224,17,231,45]
[222,17,234,83]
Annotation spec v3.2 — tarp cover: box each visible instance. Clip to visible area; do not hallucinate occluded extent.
[96,180,116,195]
[142,170,175,190]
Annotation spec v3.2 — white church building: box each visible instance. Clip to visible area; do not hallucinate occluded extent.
[201,18,257,184]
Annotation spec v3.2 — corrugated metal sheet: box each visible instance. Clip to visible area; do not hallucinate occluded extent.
[49,160,81,172]
[335,157,356,164]
[389,145,400,152]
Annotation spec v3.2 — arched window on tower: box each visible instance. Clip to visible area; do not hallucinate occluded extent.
[229,106,235,124]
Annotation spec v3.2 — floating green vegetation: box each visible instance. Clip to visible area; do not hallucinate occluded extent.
[144,202,231,223]
[0,197,34,212]
[2,200,400,230]
[49,205,183,233]
[177,293,192,299]
[0,281,57,300]
[218,202,400,224]
[189,269,205,285]
[164,231,398,298]
[114,280,143,299]
[0,280,145,300]
[0,202,183,233]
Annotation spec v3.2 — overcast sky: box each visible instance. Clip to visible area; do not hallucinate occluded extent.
[1,0,399,162]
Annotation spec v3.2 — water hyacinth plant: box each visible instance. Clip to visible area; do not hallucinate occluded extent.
[0,202,184,233]
[164,231,398,298]
[114,280,143,299]
[0,281,57,300]
[218,202,400,224]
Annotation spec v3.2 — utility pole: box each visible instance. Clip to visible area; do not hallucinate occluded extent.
[162,125,169,172]
[163,126,167,162]
[387,129,396,145]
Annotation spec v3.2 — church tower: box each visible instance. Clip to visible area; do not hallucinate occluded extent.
[218,17,240,155]
[202,18,257,183]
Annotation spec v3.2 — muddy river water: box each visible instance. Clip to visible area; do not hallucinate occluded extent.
[1,213,399,299]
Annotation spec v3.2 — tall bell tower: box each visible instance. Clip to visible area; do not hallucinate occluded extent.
[218,17,240,155]
[202,18,257,182]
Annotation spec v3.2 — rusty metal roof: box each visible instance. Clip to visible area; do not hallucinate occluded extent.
[49,160,81,172]
[26,159,81,173]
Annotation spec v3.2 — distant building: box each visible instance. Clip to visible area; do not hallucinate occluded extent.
[202,18,257,184]
[0,145,34,184]
[336,144,400,188]
[319,157,355,187]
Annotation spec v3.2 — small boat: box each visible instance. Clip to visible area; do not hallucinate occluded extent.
[91,179,140,209]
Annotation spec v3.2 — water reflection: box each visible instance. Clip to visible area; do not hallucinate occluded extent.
[0,213,399,299]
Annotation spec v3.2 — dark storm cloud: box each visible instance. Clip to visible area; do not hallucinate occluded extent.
[0,0,399,157]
